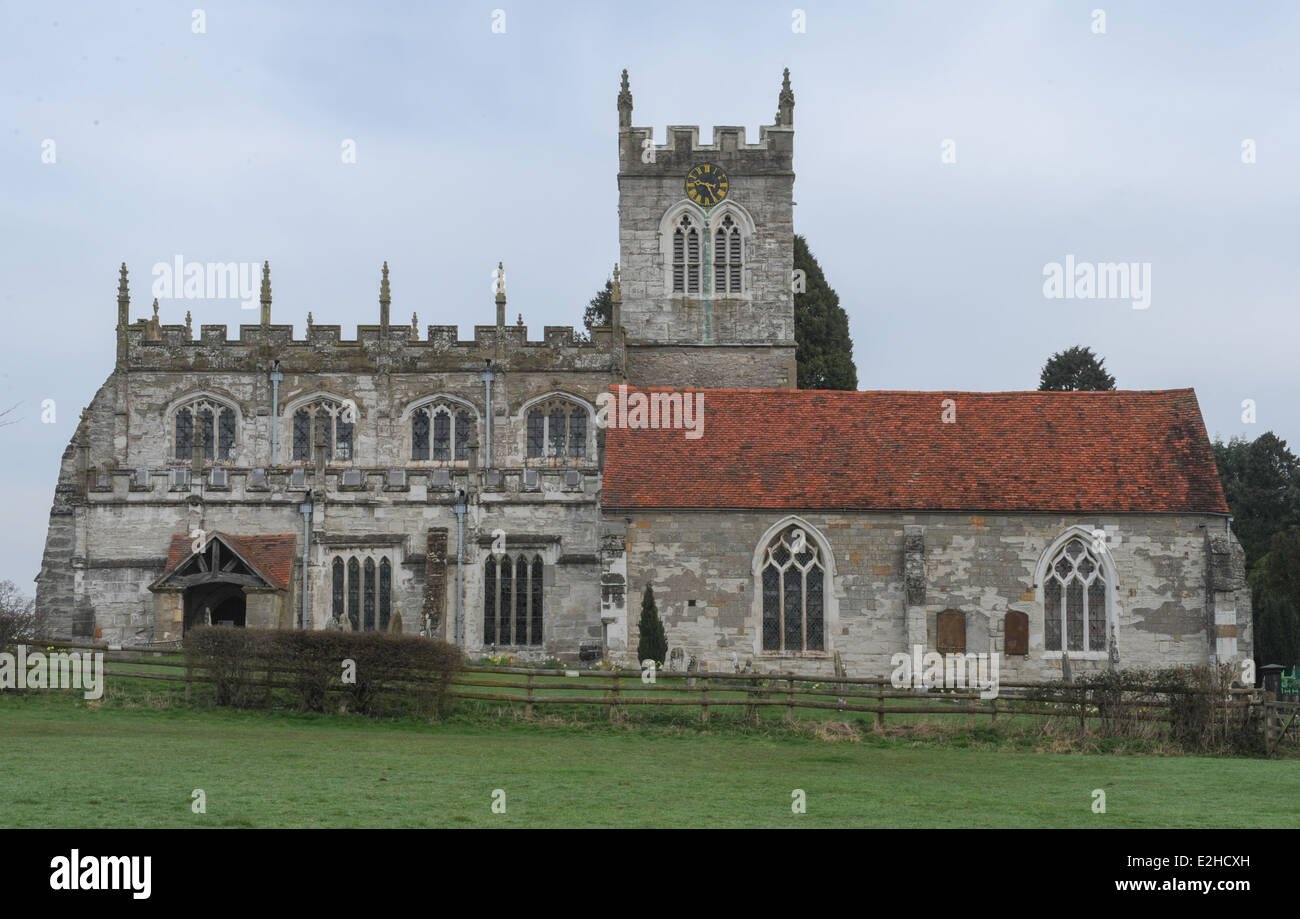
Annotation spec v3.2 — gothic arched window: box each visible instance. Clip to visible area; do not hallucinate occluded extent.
[290,398,354,462]
[347,557,361,631]
[672,214,701,294]
[173,398,237,462]
[1043,536,1109,653]
[332,558,345,622]
[410,401,473,462]
[379,558,392,631]
[714,214,743,294]
[525,398,588,461]
[333,554,393,631]
[363,558,376,631]
[483,552,544,646]
[759,525,825,652]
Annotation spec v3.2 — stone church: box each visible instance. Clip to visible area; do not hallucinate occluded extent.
[35,71,1252,680]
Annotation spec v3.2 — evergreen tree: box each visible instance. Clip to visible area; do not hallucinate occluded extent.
[1038,346,1116,391]
[636,584,668,665]
[578,278,614,341]
[793,235,857,390]
[1213,432,1300,669]
[1213,433,1300,566]
[1251,531,1300,667]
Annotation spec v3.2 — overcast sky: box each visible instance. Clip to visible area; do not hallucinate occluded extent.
[2,0,1297,590]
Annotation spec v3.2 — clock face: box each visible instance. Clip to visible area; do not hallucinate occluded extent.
[685,163,729,207]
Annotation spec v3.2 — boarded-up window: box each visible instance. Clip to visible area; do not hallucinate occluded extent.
[1005,610,1029,655]
[937,609,966,654]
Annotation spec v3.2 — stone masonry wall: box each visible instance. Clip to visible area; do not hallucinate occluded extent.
[617,509,1251,681]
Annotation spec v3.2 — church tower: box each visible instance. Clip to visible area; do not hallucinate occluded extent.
[616,70,798,389]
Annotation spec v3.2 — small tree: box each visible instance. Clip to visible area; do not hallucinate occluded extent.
[1038,346,1116,391]
[636,585,668,665]
[0,580,41,647]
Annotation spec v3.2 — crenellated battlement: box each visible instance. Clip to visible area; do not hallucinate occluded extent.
[113,261,624,375]
[617,68,794,175]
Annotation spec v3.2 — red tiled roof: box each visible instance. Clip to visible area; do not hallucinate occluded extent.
[602,388,1229,514]
[161,532,297,591]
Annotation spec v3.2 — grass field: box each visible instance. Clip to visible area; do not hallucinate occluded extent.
[2,689,1297,828]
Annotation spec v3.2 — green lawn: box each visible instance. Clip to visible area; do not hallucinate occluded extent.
[1,690,1296,828]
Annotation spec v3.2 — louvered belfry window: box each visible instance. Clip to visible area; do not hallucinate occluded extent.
[760,526,825,653]
[714,215,742,294]
[1043,537,1109,653]
[672,215,701,293]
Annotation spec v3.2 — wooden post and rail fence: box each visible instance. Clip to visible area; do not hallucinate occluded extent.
[3,641,1287,750]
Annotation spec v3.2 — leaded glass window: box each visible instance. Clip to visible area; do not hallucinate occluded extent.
[759,525,826,652]
[1043,537,1110,653]
[173,398,238,462]
[379,558,391,631]
[410,401,474,463]
[347,557,361,631]
[412,410,429,460]
[336,554,393,632]
[455,411,471,461]
[198,409,214,460]
[482,553,544,647]
[176,409,193,460]
[218,409,236,459]
[293,410,311,461]
[525,399,588,461]
[291,399,354,462]
[332,558,345,622]
[363,558,376,631]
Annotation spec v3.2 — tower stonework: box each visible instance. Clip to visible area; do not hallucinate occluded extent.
[617,70,798,389]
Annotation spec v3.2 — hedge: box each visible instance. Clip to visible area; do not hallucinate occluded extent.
[184,628,461,718]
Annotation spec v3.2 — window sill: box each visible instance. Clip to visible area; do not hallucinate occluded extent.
[759,650,831,659]
[1040,651,1109,661]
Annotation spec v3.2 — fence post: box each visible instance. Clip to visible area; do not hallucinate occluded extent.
[610,672,619,723]
[185,657,192,702]
[876,680,885,730]
[700,676,710,724]
[1079,684,1087,733]
[525,671,534,720]
[991,697,999,726]
[786,677,794,724]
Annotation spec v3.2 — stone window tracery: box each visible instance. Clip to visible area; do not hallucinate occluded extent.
[672,214,701,294]
[759,525,825,653]
[1043,536,1109,653]
[410,400,473,462]
[525,399,588,461]
[333,553,392,631]
[713,214,743,294]
[290,398,354,463]
[483,553,544,646]
[173,398,237,462]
